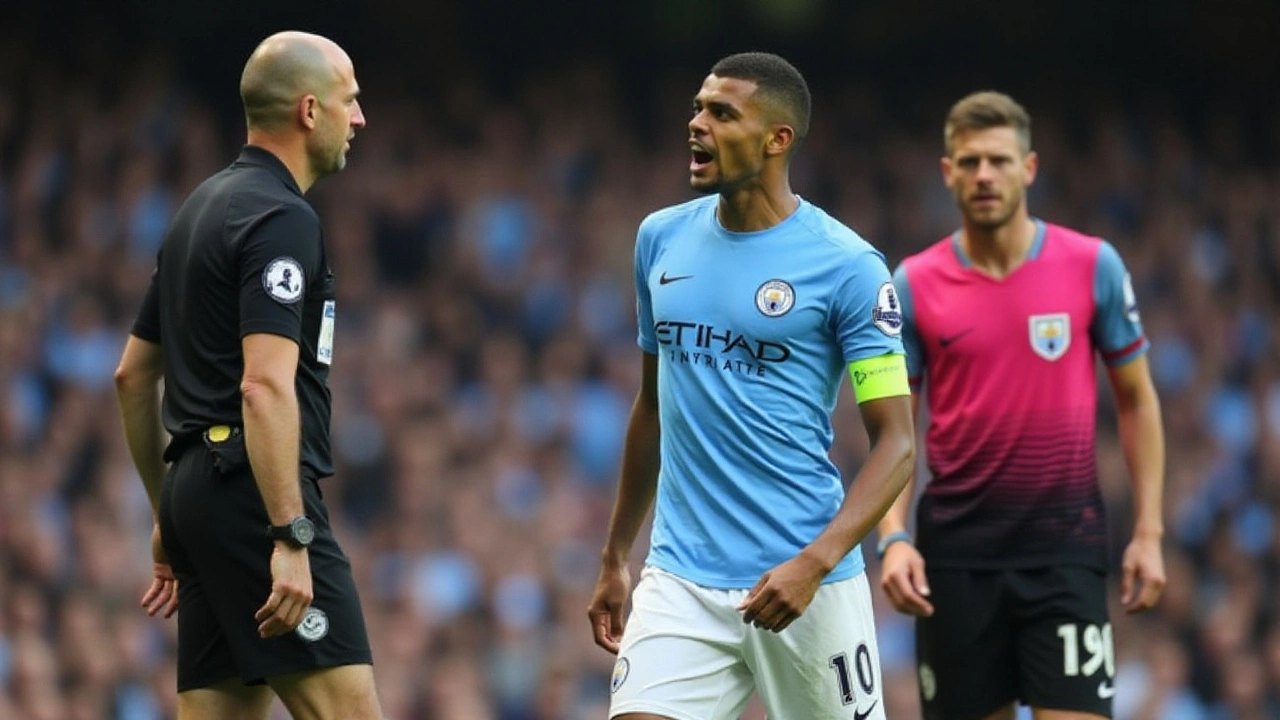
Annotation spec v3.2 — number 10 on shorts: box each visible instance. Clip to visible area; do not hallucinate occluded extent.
[829,643,875,705]
[1057,622,1114,677]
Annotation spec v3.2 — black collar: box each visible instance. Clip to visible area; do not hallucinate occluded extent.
[235,145,304,197]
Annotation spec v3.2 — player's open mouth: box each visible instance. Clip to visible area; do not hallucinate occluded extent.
[690,145,714,172]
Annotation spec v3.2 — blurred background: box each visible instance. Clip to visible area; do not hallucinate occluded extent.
[1,0,1279,718]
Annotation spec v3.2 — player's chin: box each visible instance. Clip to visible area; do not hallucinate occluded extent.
[965,206,1012,229]
[689,176,720,194]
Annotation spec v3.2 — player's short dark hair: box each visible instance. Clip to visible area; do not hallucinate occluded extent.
[945,91,1032,156]
[710,52,811,143]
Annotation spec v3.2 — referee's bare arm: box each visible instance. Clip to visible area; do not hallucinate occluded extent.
[241,332,312,637]
[115,334,180,619]
[115,335,166,514]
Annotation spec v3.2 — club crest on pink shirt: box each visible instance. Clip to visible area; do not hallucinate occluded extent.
[1029,313,1071,361]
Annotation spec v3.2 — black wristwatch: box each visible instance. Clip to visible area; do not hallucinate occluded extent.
[266,516,316,549]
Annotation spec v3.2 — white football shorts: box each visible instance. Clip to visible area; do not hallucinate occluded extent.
[608,566,886,720]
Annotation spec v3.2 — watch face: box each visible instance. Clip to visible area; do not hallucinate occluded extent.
[293,518,316,546]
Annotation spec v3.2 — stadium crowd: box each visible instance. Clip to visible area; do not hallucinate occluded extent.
[1,28,1279,720]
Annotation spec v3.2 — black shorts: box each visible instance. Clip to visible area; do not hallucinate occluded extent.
[916,566,1114,720]
[158,434,373,691]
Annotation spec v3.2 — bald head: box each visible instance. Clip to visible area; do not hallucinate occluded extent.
[240,31,349,131]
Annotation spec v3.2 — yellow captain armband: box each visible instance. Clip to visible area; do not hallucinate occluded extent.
[848,353,910,404]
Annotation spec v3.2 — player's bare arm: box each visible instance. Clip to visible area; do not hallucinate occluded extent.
[114,334,179,619]
[739,386,914,633]
[1107,353,1166,614]
[877,391,935,617]
[589,351,661,653]
[241,332,313,638]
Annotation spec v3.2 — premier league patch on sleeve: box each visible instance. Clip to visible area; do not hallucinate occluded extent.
[1122,273,1141,324]
[872,282,903,336]
[262,257,305,304]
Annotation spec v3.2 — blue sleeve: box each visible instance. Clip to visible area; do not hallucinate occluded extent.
[833,249,906,363]
[635,216,658,354]
[892,262,925,386]
[1090,241,1148,366]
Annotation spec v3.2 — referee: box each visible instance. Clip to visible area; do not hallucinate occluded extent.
[114,32,382,719]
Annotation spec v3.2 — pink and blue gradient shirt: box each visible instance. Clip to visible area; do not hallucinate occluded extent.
[894,220,1147,569]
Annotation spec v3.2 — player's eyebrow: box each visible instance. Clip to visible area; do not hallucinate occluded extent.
[692,97,741,119]
[956,150,1014,162]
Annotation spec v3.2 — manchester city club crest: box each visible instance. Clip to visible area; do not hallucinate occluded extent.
[755,279,795,317]
[611,657,630,694]
[1029,313,1071,361]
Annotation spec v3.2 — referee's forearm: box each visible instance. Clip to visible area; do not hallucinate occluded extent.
[116,384,167,516]
[241,378,305,525]
[601,396,661,568]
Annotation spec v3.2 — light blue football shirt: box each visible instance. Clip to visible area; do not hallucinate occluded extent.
[635,195,905,588]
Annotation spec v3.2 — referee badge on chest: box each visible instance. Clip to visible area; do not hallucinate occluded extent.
[1029,313,1071,361]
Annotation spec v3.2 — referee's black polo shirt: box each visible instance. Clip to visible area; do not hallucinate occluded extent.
[132,145,337,480]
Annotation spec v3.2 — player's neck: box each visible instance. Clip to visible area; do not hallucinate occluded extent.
[716,181,799,233]
[245,132,316,193]
[960,215,1037,278]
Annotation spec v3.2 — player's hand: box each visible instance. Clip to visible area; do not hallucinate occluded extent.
[588,563,631,654]
[1120,533,1165,614]
[737,552,826,633]
[140,523,179,619]
[879,541,934,617]
[255,544,313,638]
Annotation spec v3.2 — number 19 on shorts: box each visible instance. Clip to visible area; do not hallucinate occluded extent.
[1057,622,1114,678]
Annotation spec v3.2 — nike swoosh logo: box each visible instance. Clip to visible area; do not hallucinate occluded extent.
[659,272,693,285]
[938,328,974,347]
[853,699,879,720]
[1097,681,1116,699]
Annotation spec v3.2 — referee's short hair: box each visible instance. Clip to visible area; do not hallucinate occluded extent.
[240,32,338,131]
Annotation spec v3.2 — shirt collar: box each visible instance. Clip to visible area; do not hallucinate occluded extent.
[950,218,1046,268]
[234,145,304,197]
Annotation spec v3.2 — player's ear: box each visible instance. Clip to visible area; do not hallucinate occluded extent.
[299,94,319,130]
[1023,150,1039,186]
[766,124,795,158]
[940,156,955,189]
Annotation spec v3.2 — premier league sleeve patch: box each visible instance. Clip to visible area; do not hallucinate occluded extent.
[1122,273,1141,324]
[871,282,903,336]
[262,256,305,304]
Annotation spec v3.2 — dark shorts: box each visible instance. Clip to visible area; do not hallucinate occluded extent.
[158,434,372,692]
[916,566,1113,720]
